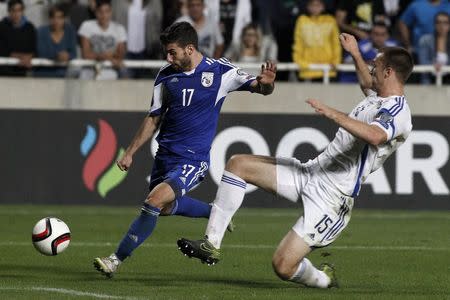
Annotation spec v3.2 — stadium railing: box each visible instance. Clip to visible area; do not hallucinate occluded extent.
[0,57,448,86]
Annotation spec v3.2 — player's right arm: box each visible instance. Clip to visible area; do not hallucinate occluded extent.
[339,33,372,96]
[307,98,388,146]
[117,115,161,171]
[117,67,167,171]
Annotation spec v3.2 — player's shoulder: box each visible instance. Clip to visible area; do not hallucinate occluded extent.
[155,64,178,84]
[381,96,410,117]
[201,57,241,76]
[215,57,239,71]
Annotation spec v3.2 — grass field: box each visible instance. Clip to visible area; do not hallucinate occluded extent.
[0,205,449,300]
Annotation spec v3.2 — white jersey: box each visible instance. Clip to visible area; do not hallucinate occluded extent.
[316,90,412,197]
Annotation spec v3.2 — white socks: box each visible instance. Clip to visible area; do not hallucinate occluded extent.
[205,170,247,249]
[289,258,330,288]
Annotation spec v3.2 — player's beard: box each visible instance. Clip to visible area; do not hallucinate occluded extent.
[174,51,192,72]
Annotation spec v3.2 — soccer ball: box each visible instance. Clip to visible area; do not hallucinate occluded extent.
[32,217,71,256]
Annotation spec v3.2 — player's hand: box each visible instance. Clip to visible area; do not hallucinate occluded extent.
[306,98,334,119]
[117,153,132,171]
[256,60,277,85]
[339,33,359,55]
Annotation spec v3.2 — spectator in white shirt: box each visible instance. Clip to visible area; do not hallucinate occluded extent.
[176,0,224,58]
[112,0,162,59]
[78,0,128,79]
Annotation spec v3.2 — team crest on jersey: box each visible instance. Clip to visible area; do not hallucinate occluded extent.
[237,69,248,76]
[201,72,214,87]
[375,110,394,129]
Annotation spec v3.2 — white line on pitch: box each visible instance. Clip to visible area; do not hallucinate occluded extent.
[0,241,448,251]
[0,286,141,300]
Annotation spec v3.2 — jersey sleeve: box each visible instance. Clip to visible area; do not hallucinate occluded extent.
[218,58,257,93]
[148,66,168,116]
[371,97,411,141]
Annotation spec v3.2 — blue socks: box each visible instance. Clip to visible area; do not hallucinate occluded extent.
[115,197,210,261]
[115,203,160,261]
[171,195,211,218]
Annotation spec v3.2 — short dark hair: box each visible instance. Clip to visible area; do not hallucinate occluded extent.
[160,22,198,49]
[8,0,24,11]
[379,47,414,84]
[95,0,111,9]
[48,4,65,18]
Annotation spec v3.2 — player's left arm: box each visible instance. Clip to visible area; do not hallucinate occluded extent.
[250,61,277,95]
[306,98,388,146]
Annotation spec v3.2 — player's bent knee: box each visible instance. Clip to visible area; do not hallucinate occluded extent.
[271,254,295,280]
[144,195,165,210]
[226,154,252,178]
[159,202,175,216]
[226,154,246,172]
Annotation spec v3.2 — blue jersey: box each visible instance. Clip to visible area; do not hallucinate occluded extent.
[149,57,256,162]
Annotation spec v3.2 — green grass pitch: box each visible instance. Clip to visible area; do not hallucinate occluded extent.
[0,205,449,299]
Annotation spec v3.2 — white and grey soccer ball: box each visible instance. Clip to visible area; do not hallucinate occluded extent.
[32,217,71,256]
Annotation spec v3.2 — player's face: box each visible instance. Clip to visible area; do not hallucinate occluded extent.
[164,43,192,71]
[370,53,386,90]
[370,53,395,91]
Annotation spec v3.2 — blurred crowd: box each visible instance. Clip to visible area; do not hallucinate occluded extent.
[0,0,449,83]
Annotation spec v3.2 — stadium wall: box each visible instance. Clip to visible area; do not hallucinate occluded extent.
[0,79,449,209]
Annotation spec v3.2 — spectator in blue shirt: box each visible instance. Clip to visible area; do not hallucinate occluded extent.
[35,4,77,77]
[398,0,450,53]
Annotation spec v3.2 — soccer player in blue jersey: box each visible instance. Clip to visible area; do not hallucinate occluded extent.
[93,21,276,277]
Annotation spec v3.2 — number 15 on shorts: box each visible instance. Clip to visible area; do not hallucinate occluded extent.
[314,214,334,234]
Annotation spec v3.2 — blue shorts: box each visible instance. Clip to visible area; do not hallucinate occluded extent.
[149,155,209,199]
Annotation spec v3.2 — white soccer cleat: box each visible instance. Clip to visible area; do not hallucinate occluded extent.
[93,255,120,278]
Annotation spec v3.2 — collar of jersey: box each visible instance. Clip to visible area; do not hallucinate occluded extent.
[164,57,210,81]
[378,94,404,102]
[182,56,210,76]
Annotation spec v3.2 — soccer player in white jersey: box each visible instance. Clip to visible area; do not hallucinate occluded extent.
[92,21,276,278]
[178,32,414,288]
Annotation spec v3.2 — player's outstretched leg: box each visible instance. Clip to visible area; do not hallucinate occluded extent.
[93,202,160,278]
[177,237,220,265]
[94,183,172,278]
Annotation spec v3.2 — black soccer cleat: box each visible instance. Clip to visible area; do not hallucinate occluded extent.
[177,237,220,266]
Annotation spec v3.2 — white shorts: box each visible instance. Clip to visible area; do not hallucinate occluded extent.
[276,157,354,248]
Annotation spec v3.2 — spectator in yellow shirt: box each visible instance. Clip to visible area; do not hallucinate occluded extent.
[292,0,341,80]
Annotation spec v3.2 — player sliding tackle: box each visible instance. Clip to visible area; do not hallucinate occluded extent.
[93,21,276,278]
[178,33,414,288]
